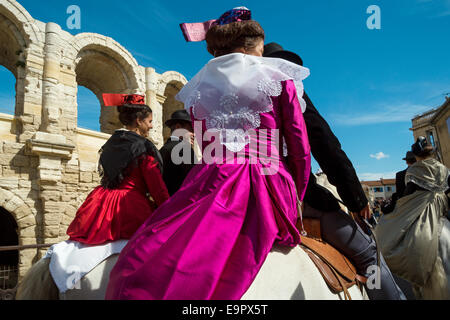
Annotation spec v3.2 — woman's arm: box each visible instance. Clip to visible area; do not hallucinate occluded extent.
[141,155,170,206]
[280,80,311,201]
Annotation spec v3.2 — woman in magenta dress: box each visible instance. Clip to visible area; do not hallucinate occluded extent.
[67,94,170,245]
[106,7,311,300]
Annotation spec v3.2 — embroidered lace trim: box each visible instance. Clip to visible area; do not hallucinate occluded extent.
[177,54,310,152]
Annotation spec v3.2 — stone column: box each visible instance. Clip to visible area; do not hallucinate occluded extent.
[146,67,164,148]
[28,23,77,252]
[19,44,45,143]
[40,22,62,134]
[99,98,121,134]
[26,132,74,253]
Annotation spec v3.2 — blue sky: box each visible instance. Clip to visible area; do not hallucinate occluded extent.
[0,0,449,180]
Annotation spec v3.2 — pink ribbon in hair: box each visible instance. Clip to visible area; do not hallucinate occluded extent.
[179,20,217,42]
[180,7,251,42]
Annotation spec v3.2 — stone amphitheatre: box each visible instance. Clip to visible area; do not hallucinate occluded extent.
[0,0,187,284]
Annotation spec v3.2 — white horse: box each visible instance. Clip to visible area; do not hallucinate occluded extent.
[16,174,367,300]
[16,244,366,300]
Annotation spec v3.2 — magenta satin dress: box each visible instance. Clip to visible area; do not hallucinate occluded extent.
[106,80,311,300]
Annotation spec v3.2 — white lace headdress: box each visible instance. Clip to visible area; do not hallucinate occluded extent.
[176,53,310,152]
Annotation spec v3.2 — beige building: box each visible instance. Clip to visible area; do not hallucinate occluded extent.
[0,0,187,293]
[360,179,396,201]
[410,97,450,168]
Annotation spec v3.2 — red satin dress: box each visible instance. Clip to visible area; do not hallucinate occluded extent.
[67,155,170,245]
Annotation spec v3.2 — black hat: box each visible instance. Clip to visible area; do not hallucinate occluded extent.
[263,42,303,66]
[402,151,416,161]
[164,109,191,127]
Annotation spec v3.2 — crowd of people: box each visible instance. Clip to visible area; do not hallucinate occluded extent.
[20,6,449,300]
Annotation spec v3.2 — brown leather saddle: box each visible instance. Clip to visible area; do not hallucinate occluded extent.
[296,217,367,300]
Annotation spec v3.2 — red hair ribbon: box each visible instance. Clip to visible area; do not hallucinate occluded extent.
[102,94,146,107]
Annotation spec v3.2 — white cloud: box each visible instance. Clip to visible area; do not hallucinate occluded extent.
[358,171,396,181]
[370,152,390,160]
[128,50,173,74]
[331,103,431,126]
[412,0,450,18]
[121,0,179,38]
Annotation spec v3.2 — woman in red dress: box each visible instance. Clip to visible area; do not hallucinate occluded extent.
[67,94,170,245]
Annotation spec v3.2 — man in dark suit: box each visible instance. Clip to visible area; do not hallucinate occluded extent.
[381,151,417,214]
[264,43,369,217]
[396,151,417,198]
[264,43,405,300]
[159,110,196,196]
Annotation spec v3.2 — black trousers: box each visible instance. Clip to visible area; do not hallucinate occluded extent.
[303,204,406,300]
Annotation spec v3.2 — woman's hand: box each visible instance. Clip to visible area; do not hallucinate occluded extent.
[181,132,195,147]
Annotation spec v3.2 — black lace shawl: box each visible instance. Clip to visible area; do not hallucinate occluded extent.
[98,130,163,189]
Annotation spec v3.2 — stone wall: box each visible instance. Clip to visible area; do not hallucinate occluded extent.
[0,0,187,278]
[434,104,450,168]
[411,98,450,167]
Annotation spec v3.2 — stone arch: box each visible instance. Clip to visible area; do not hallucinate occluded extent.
[0,66,16,116]
[0,188,37,244]
[0,11,24,122]
[0,0,43,48]
[0,1,44,136]
[0,188,38,278]
[157,71,187,141]
[0,13,25,77]
[67,33,145,134]
[0,206,19,291]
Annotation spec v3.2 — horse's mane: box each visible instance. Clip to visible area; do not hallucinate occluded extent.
[15,258,59,300]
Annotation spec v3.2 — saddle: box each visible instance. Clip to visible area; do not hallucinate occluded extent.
[296,217,367,300]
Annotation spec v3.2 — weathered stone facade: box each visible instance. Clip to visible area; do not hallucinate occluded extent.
[410,97,450,168]
[0,0,187,278]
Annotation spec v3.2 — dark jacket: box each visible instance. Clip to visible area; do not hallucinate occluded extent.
[381,168,407,214]
[395,169,407,198]
[159,138,195,196]
[302,93,368,213]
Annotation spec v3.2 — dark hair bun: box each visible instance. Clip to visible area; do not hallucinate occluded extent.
[118,104,152,126]
[411,136,434,157]
[205,20,264,57]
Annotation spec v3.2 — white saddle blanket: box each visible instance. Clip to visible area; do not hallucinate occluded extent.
[43,240,128,293]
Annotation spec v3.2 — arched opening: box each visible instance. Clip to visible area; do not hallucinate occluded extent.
[75,45,136,134]
[162,81,185,142]
[0,207,19,293]
[0,66,16,115]
[77,85,101,131]
[0,14,21,117]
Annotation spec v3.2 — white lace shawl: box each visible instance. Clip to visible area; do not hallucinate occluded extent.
[175,53,310,152]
